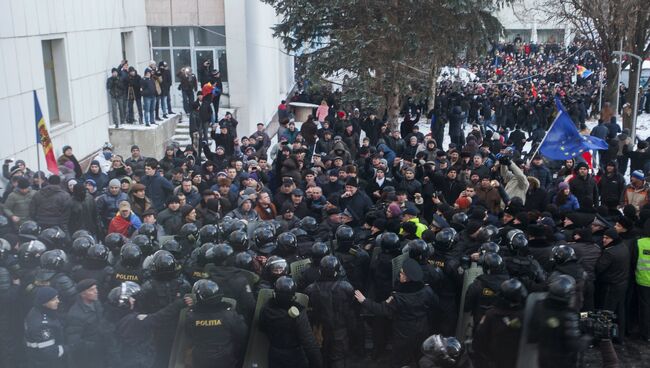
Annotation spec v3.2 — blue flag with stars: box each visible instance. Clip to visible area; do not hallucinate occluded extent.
[539,97,608,160]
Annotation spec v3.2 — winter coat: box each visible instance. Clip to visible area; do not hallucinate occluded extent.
[66,195,99,235]
[140,173,174,211]
[528,163,552,190]
[339,190,373,225]
[448,106,464,137]
[500,162,529,205]
[553,193,580,213]
[84,165,109,192]
[623,183,650,211]
[474,185,502,214]
[157,208,183,235]
[65,298,111,368]
[4,188,35,225]
[280,156,302,185]
[140,78,155,98]
[596,241,630,286]
[568,174,599,210]
[598,172,626,206]
[29,185,70,230]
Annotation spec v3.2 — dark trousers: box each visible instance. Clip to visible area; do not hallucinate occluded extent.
[597,282,627,336]
[127,97,143,124]
[639,284,650,339]
[182,90,194,114]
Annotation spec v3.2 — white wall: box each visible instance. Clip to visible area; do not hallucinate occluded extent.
[224,0,294,137]
[0,0,150,171]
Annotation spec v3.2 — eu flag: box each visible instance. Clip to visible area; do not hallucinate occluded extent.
[539,97,608,160]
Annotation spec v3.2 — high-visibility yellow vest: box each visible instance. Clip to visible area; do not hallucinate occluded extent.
[636,238,650,287]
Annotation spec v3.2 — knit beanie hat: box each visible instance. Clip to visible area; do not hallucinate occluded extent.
[34,287,58,307]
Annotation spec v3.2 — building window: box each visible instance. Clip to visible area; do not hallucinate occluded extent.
[42,40,59,123]
[150,27,228,84]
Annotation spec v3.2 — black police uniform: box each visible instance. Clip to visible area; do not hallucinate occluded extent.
[185,301,248,368]
[111,261,146,287]
[504,254,546,291]
[24,306,66,368]
[206,264,256,323]
[259,298,323,368]
[473,301,524,368]
[361,280,439,368]
[305,278,355,368]
[464,273,510,327]
[430,250,463,335]
[0,267,20,367]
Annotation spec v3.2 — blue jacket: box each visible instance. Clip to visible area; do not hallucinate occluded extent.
[95,191,129,226]
[141,173,174,211]
[553,193,580,213]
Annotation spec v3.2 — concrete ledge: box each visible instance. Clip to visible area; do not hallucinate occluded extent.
[108,115,181,159]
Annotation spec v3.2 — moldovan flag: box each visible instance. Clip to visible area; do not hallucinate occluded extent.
[34,91,59,175]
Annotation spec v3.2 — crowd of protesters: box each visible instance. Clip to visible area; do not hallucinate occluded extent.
[0,40,648,368]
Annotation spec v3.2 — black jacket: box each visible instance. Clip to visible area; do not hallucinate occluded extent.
[65,298,112,368]
[568,175,599,210]
[260,299,323,368]
[25,307,66,368]
[596,240,630,285]
[29,185,70,230]
[140,77,155,97]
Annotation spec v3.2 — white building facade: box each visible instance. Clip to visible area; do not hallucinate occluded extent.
[495,0,574,46]
[0,0,294,171]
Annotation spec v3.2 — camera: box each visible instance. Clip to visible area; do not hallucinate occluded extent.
[579,310,619,341]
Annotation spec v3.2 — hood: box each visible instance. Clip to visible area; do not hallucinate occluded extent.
[332,141,348,153]
[86,160,104,174]
[40,185,65,196]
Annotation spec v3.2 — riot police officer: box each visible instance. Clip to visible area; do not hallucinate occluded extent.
[185,243,215,283]
[464,252,509,328]
[419,334,466,368]
[550,245,586,310]
[136,250,191,367]
[111,243,145,287]
[503,229,546,292]
[35,249,77,310]
[71,243,114,300]
[355,258,439,368]
[472,278,528,368]
[333,225,369,292]
[0,237,20,367]
[258,256,289,290]
[206,243,256,322]
[305,256,356,368]
[431,228,464,336]
[38,227,68,250]
[404,238,442,286]
[259,276,323,368]
[297,242,330,291]
[275,232,303,265]
[185,279,247,368]
[176,222,199,257]
[104,232,127,266]
[528,275,587,368]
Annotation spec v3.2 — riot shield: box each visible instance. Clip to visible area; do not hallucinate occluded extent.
[515,292,547,368]
[242,288,309,368]
[455,262,483,340]
[290,258,311,286]
[391,253,409,288]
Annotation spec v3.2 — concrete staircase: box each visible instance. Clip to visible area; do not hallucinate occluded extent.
[168,108,238,150]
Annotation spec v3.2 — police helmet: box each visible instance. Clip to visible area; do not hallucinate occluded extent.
[150,250,179,280]
[319,255,340,279]
[107,281,141,309]
[404,239,430,261]
[335,225,354,243]
[38,227,67,250]
[87,243,110,263]
[0,238,11,260]
[161,239,183,260]
[211,243,234,266]
[263,256,288,281]
[119,243,142,268]
[434,228,456,250]
[274,276,296,305]
[104,233,127,253]
[479,242,500,254]
[421,334,463,365]
[71,236,93,258]
[18,240,47,267]
[193,279,222,305]
[380,232,401,252]
[499,278,528,308]
[276,232,298,254]
[199,224,219,244]
[299,216,318,234]
[507,229,528,251]
[72,229,95,243]
[19,221,41,240]
[197,243,216,267]
[229,230,249,252]
[230,220,248,234]
[132,234,154,256]
[234,251,254,271]
[451,212,468,226]
[138,223,157,241]
[290,228,308,238]
[548,274,576,303]
[476,225,498,243]
[481,252,505,275]
[551,245,576,264]
[310,242,329,263]
[40,249,68,271]
[254,227,275,247]
[178,223,199,242]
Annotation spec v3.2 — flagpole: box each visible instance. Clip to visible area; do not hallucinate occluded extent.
[527,110,560,164]
[36,143,42,189]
